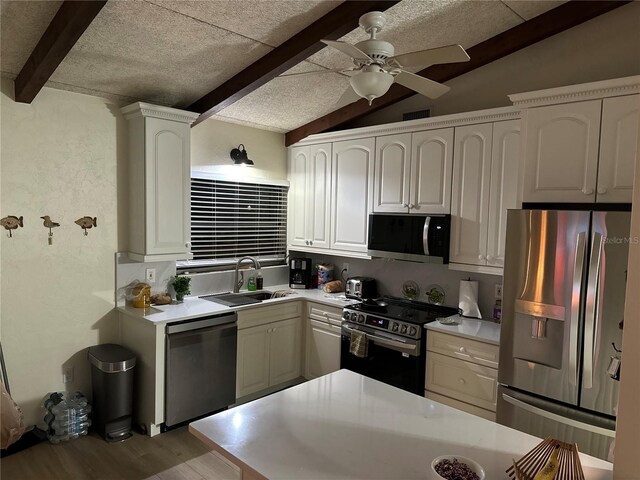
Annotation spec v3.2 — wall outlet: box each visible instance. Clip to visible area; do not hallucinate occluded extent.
[145,268,156,283]
[63,366,74,384]
[342,263,350,274]
[495,284,503,300]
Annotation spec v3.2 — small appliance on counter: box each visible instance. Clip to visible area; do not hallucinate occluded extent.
[289,257,312,289]
[345,276,377,301]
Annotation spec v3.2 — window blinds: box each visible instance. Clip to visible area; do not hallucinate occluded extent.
[189,177,288,267]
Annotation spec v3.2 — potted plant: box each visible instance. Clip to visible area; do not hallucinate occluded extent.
[171,275,191,303]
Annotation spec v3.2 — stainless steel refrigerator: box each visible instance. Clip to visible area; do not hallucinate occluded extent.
[497,209,630,460]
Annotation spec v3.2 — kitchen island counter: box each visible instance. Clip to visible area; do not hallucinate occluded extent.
[190,369,612,480]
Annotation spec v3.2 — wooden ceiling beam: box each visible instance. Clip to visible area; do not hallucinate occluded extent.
[14,1,107,104]
[285,0,630,146]
[188,1,399,127]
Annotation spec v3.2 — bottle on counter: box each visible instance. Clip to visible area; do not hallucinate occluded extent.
[256,271,263,290]
[493,299,502,322]
[247,276,257,291]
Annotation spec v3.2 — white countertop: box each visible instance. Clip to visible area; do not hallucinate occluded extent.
[426,315,501,345]
[190,370,611,480]
[117,284,356,324]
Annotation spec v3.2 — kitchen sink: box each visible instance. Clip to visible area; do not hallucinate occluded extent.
[200,291,274,307]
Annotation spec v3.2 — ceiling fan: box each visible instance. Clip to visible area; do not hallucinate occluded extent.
[282,11,470,106]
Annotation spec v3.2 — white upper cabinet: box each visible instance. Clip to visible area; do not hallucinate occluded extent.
[373,133,411,213]
[373,129,453,214]
[521,100,601,203]
[510,76,640,204]
[451,123,494,266]
[486,120,521,268]
[121,102,199,262]
[411,128,454,214]
[596,95,639,203]
[450,120,521,273]
[288,143,332,249]
[331,138,375,253]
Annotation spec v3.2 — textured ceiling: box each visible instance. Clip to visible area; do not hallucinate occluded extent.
[1,0,565,132]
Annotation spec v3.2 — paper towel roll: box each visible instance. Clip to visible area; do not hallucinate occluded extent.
[459,280,482,318]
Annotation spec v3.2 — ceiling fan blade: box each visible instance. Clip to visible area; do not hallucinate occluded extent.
[387,44,470,69]
[336,86,362,107]
[394,71,450,99]
[321,39,372,62]
[279,68,356,78]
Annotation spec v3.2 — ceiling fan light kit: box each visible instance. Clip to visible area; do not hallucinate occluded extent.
[230,144,254,167]
[293,11,471,106]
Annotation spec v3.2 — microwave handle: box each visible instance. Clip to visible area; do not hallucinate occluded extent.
[423,216,431,256]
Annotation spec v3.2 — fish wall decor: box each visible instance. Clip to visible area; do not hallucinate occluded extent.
[1,215,23,237]
[75,216,97,236]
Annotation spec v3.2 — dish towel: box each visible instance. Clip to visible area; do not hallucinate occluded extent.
[349,330,368,358]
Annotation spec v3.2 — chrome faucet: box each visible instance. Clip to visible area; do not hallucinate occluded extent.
[233,256,261,293]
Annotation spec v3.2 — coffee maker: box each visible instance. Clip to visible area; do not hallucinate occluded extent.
[289,257,312,289]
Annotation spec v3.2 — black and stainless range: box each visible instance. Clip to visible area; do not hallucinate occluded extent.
[341,297,459,395]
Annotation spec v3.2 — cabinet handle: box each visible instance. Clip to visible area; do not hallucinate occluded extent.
[408,203,415,209]
[459,347,466,353]
[458,378,466,385]
[597,187,608,195]
[582,188,594,195]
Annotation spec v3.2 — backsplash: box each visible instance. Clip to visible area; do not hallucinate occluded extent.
[115,252,176,307]
[291,251,502,320]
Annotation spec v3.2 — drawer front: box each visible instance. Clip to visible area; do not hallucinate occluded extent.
[427,331,499,368]
[238,301,302,329]
[307,302,343,327]
[425,391,496,422]
[426,352,498,412]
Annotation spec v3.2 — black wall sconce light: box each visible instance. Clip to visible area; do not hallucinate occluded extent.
[230,144,254,167]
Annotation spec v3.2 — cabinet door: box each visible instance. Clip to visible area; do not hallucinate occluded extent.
[305,320,341,380]
[411,128,454,214]
[486,120,521,268]
[373,133,411,213]
[236,325,270,398]
[522,100,601,203]
[331,138,375,253]
[309,144,332,248]
[451,123,493,266]
[596,95,639,203]
[268,318,302,386]
[289,146,309,247]
[144,117,191,255]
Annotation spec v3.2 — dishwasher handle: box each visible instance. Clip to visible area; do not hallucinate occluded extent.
[166,312,237,334]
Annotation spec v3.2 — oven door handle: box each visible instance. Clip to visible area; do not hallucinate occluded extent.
[342,324,417,354]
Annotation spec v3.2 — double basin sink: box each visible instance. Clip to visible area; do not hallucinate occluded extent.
[200,290,275,307]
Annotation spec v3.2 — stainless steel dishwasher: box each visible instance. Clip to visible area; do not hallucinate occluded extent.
[165,312,237,427]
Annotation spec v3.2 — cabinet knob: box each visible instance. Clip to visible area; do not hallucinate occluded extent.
[408,203,415,209]
[458,378,466,385]
[305,240,309,245]
[582,188,594,195]
[309,241,313,245]
[598,187,608,195]
[478,254,485,260]
[459,347,466,353]
[185,242,191,247]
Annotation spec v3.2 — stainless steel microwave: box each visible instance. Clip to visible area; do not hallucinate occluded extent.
[367,214,450,263]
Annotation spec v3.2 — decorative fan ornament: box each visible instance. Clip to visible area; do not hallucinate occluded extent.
[280,11,470,105]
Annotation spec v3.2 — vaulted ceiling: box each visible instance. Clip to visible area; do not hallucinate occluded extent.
[1,0,580,135]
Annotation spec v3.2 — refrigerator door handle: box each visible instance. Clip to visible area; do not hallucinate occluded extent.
[501,393,616,437]
[569,232,587,386]
[583,232,603,389]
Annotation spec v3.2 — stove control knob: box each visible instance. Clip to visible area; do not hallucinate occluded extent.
[357,314,365,323]
[401,325,408,334]
[392,322,399,332]
[350,312,358,322]
[343,311,350,320]
[409,326,417,336]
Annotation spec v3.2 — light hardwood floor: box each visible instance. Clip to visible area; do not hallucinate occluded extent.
[1,427,241,480]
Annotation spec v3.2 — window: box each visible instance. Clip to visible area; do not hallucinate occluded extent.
[178,174,288,271]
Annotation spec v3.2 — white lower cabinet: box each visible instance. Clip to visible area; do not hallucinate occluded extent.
[236,303,303,399]
[304,303,343,379]
[425,331,499,421]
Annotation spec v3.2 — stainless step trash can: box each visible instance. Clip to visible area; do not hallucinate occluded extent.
[88,344,136,441]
